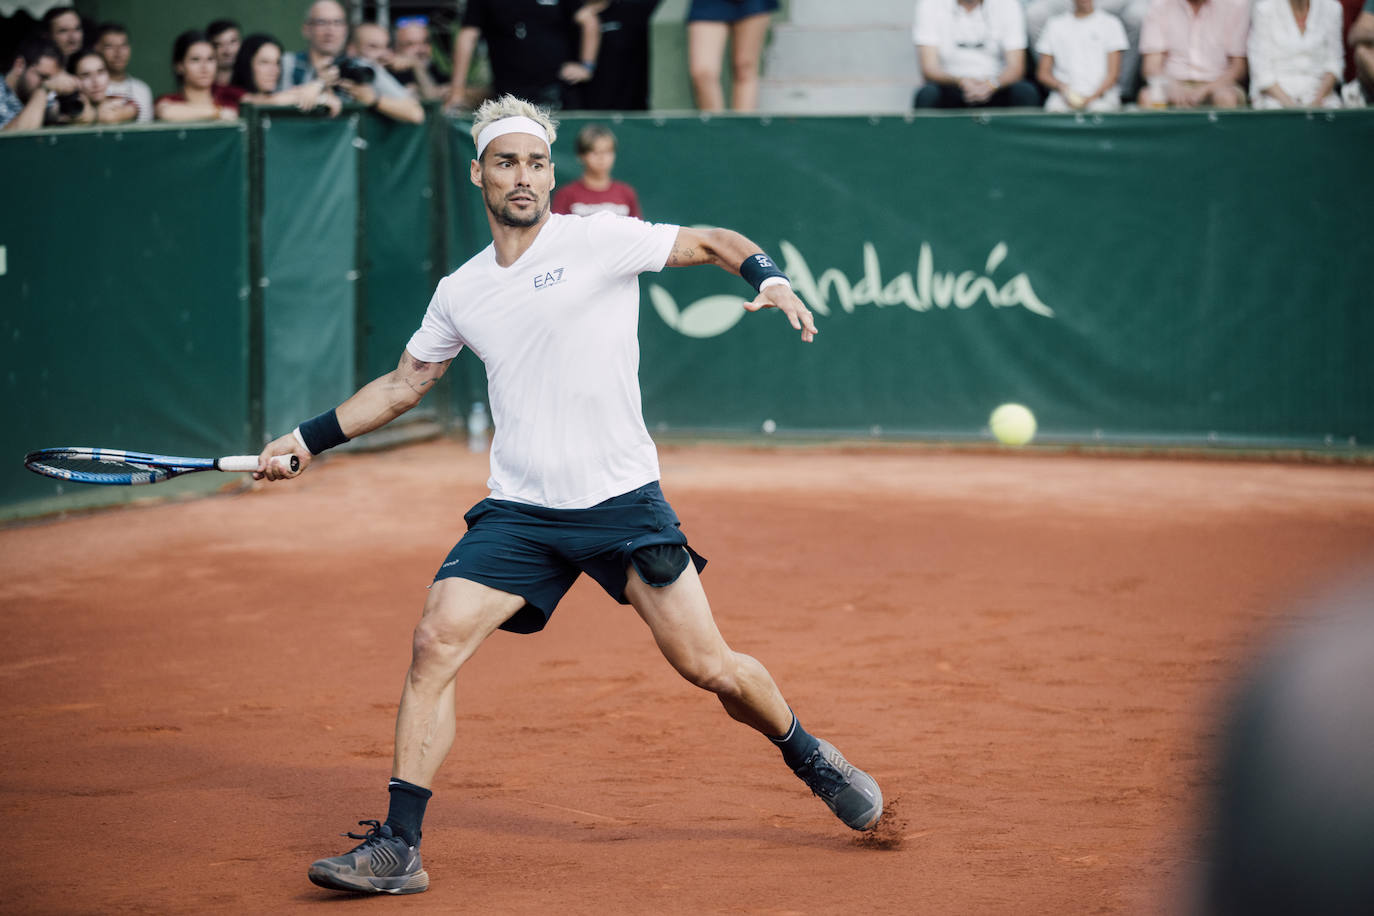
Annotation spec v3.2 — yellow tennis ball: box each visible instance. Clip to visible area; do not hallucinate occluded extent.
[990,403,1036,446]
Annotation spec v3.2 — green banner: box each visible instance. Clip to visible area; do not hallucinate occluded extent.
[259,114,360,440]
[0,124,251,516]
[553,112,1373,446]
[360,111,440,382]
[4,111,1370,519]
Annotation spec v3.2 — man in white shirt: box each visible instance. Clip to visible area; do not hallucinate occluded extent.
[1035,0,1130,110]
[913,0,1042,107]
[256,95,883,896]
[93,23,153,123]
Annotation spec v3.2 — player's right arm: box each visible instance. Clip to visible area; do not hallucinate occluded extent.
[255,348,452,480]
[667,227,817,342]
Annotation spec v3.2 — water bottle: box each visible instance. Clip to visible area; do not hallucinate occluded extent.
[467,401,490,452]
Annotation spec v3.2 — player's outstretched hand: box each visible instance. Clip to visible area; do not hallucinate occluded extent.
[744,284,818,342]
[255,432,312,481]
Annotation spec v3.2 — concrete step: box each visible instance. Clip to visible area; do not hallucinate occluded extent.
[757,80,914,114]
[763,24,915,81]
[787,0,916,26]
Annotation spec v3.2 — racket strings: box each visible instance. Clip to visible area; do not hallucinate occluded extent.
[32,455,170,483]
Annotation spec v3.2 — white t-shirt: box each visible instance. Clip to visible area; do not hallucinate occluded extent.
[1035,10,1129,97]
[913,0,1028,82]
[407,212,679,509]
[106,75,153,122]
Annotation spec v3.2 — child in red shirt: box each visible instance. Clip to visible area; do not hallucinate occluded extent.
[552,123,642,219]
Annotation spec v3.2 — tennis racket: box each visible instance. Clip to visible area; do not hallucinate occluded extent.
[23,447,299,486]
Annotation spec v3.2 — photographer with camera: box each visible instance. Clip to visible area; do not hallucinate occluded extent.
[2,37,74,132]
[280,1,423,125]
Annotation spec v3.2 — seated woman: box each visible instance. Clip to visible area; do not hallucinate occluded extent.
[229,32,340,115]
[65,48,138,125]
[1248,0,1345,108]
[155,30,242,122]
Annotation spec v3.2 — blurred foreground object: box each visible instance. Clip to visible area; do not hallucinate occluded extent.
[1202,570,1374,915]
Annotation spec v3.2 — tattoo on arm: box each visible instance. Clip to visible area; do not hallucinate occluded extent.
[669,242,699,266]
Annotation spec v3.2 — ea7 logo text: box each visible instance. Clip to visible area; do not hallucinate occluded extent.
[534,268,566,289]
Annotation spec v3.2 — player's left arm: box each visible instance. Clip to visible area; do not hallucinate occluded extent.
[666,226,817,342]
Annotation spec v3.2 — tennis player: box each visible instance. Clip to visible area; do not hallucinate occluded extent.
[257,95,882,896]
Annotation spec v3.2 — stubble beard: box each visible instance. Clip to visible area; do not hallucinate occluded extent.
[489,193,547,229]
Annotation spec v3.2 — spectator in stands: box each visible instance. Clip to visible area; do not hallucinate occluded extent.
[1,37,70,132]
[93,23,153,123]
[155,30,240,122]
[230,32,342,115]
[1035,0,1129,110]
[444,0,600,111]
[390,15,447,101]
[64,47,137,125]
[552,123,644,217]
[1025,0,1147,98]
[686,0,777,111]
[43,6,84,66]
[348,22,393,66]
[207,19,242,88]
[579,0,662,110]
[1249,0,1345,107]
[913,0,1042,107]
[1136,0,1249,108]
[1344,0,1374,105]
[281,1,424,124]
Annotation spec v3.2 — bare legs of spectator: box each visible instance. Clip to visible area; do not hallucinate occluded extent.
[688,13,773,112]
[727,13,771,111]
[688,21,729,111]
[1358,45,1374,104]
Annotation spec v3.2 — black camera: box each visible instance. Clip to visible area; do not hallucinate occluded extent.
[333,57,375,84]
[55,92,84,117]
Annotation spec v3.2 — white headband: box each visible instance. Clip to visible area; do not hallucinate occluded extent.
[475,116,551,160]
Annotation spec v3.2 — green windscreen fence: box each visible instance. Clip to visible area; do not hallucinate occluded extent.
[3,109,1371,518]
[550,111,1372,446]
[259,112,360,439]
[0,124,252,516]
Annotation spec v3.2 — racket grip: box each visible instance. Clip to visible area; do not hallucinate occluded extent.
[218,454,301,475]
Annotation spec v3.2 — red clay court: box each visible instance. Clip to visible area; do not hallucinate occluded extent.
[4,441,1373,914]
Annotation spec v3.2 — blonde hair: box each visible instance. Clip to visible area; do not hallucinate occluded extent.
[470,95,559,159]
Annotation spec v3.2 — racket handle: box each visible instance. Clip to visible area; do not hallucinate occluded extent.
[217,454,301,475]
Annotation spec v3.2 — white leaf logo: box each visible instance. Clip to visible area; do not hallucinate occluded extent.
[648,285,747,339]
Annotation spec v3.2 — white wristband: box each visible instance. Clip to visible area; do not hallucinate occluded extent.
[759,276,791,291]
[292,427,310,453]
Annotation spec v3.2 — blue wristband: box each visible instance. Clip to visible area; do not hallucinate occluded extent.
[295,408,349,455]
[739,253,789,292]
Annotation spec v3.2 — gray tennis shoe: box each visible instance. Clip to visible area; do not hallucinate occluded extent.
[308,820,429,895]
[793,739,884,831]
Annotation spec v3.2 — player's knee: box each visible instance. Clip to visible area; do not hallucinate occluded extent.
[631,543,690,589]
[674,650,739,696]
[683,659,736,696]
[410,617,465,673]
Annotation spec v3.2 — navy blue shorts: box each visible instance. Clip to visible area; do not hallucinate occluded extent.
[433,481,707,635]
[687,0,780,23]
